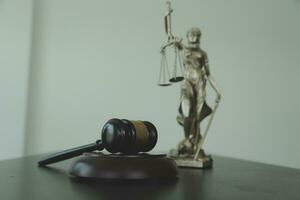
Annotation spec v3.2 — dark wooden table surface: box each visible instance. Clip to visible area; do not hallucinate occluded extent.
[0,154,299,200]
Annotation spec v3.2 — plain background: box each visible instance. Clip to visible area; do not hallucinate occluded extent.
[0,0,300,169]
[0,0,32,160]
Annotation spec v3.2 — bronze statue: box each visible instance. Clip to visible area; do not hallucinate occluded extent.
[159,1,221,168]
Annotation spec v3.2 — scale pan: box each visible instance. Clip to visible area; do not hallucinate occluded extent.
[158,83,172,87]
[169,76,184,83]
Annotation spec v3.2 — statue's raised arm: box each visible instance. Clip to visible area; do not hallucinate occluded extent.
[161,1,183,52]
[164,1,174,42]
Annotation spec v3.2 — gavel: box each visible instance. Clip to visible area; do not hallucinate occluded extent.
[38,118,158,166]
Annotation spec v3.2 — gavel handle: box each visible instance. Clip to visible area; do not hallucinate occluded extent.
[38,140,104,166]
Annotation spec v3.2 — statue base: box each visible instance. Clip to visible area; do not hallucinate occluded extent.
[168,149,213,169]
[69,152,178,180]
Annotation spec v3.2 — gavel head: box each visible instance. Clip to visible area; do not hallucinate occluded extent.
[101,119,158,154]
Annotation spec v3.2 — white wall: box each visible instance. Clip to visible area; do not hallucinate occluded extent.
[4,0,300,169]
[0,0,32,160]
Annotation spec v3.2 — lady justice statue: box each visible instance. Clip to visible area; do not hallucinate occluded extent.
[158,1,221,168]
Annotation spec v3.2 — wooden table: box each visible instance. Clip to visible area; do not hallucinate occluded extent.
[0,154,299,200]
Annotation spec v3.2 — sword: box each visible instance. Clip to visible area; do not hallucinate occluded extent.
[194,98,220,160]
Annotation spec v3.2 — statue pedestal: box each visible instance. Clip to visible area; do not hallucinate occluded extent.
[69,152,178,180]
[168,149,213,169]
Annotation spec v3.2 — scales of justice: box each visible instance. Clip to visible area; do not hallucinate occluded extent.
[158,1,222,168]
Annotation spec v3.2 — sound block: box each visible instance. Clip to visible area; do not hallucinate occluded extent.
[69,152,178,180]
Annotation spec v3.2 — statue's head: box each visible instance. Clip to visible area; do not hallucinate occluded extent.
[186,27,201,47]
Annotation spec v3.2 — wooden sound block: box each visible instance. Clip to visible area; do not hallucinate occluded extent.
[69,152,178,180]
